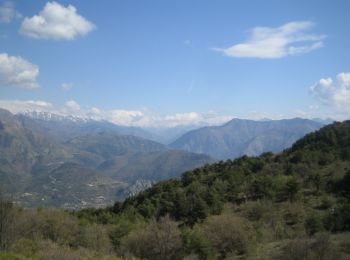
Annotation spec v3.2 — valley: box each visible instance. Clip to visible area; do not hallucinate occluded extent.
[0,108,328,209]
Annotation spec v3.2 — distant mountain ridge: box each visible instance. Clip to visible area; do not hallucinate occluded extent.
[0,108,213,209]
[170,118,324,159]
[18,111,160,143]
[0,108,331,208]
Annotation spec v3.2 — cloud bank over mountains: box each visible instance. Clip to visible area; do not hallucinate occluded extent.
[0,99,233,128]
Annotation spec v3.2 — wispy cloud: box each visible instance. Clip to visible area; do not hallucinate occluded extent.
[65,100,80,111]
[0,53,39,89]
[310,72,350,114]
[0,100,52,113]
[20,1,95,40]
[214,21,325,58]
[0,1,22,24]
[61,82,73,91]
[187,79,195,94]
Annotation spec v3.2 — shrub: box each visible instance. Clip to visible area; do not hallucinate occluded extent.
[274,234,342,260]
[324,203,350,232]
[275,176,301,202]
[305,213,324,235]
[240,200,273,222]
[80,224,112,254]
[181,227,214,260]
[200,213,253,258]
[120,215,182,260]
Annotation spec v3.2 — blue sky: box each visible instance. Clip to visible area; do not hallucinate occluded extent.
[0,0,349,127]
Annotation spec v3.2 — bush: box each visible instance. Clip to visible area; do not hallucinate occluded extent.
[282,202,306,227]
[9,238,40,258]
[0,252,27,260]
[181,227,214,260]
[275,176,301,202]
[305,213,324,235]
[274,234,342,260]
[240,200,273,222]
[325,203,350,232]
[80,224,112,254]
[120,215,182,260]
[200,213,253,258]
[318,195,335,210]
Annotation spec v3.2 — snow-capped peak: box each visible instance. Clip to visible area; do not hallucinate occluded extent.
[20,110,92,123]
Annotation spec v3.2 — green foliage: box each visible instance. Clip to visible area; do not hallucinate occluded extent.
[120,215,183,260]
[334,170,350,201]
[325,203,350,232]
[200,213,254,258]
[181,227,214,260]
[274,175,301,202]
[305,212,325,235]
[2,121,350,259]
[274,233,344,260]
[0,252,28,260]
[109,215,145,249]
[108,121,350,229]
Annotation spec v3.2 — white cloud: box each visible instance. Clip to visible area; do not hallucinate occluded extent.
[0,99,235,127]
[0,100,52,114]
[61,82,73,91]
[86,110,234,127]
[89,107,101,114]
[0,53,39,89]
[65,100,80,111]
[214,21,325,58]
[0,1,22,23]
[20,1,95,40]
[310,72,350,114]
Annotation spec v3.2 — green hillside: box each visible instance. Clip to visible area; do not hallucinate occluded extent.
[113,121,350,223]
[1,121,350,259]
[77,120,350,259]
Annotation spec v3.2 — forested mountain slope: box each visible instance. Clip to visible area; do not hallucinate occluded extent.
[71,121,350,259]
[2,121,350,259]
[112,120,350,224]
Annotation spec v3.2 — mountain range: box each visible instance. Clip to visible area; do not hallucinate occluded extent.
[170,118,324,159]
[0,108,212,208]
[0,108,328,208]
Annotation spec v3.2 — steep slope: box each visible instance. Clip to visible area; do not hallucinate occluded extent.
[110,120,350,227]
[0,109,125,208]
[170,118,324,159]
[0,109,75,193]
[65,131,166,160]
[18,111,160,143]
[0,109,213,208]
[66,132,213,185]
[98,150,213,182]
[24,162,127,209]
